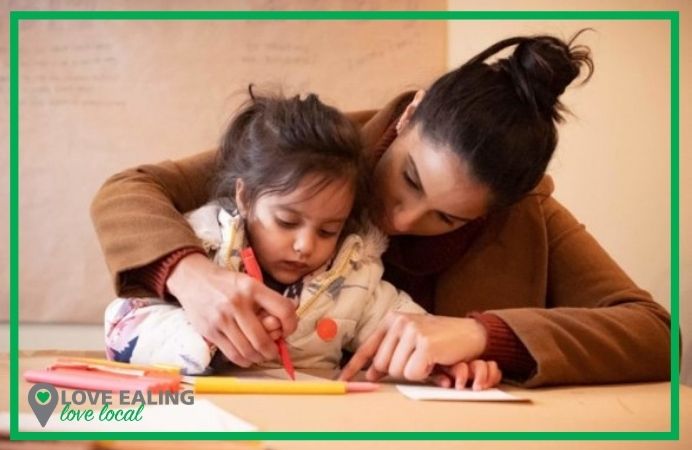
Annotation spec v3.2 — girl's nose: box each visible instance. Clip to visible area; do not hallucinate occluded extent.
[293,230,315,259]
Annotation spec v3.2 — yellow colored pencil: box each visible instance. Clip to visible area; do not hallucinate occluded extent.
[187,377,378,395]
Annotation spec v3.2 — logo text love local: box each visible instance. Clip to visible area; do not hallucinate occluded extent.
[28,383,194,427]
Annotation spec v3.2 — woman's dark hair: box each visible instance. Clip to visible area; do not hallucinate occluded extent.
[411,30,594,209]
[214,87,370,233]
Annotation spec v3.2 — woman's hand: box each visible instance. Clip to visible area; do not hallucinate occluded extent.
[428,360,502,390]
[166,253,298,367]
[339,312,488,382]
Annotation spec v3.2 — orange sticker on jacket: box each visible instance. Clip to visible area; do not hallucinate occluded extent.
[316,318,338,342]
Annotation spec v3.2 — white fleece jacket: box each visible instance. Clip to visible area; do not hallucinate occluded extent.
[186,202,426,369]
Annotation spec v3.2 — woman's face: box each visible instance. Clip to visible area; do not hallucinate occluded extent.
[372,123,491,236]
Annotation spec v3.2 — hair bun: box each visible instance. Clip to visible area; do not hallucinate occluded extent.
[499,31,593,121]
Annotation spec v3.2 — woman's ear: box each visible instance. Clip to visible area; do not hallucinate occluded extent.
[395,89,426,134]
[235,179,248,217]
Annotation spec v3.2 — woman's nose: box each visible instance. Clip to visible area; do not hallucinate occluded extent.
[391,204,422,233]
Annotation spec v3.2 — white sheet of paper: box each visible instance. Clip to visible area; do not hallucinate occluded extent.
[396,384,529,402]
[0,399,257,432]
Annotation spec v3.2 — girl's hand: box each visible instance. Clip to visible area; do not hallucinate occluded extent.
[166,253,298,367]
[428,360,503,390]
[259,313,285,341]
[339,312,488,382]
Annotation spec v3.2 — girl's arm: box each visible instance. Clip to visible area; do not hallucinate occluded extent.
[429,360,503,391]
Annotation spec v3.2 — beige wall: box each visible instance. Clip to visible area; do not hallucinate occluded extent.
[448,0,690,383]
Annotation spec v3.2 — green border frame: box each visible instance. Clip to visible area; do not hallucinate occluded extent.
[8,9,680,441]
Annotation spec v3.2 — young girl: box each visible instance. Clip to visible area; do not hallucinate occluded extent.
[104,90,501,389]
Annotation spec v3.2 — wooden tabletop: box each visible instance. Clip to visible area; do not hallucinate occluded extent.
[2,350,689,450]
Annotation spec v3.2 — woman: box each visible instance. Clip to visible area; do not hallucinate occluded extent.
[91,32,671,387]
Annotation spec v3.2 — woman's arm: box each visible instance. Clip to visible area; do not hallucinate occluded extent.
[90,150,217,294]
[90,149,298,366]
[342,312,487,379]
[342,187,671,387]
[486,195,672,387]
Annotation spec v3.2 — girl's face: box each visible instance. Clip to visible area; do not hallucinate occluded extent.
[372,123,491,236]
[237,175,355,285]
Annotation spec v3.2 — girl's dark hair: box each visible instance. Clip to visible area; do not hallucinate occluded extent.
[411,30,594,209]
[214,87,369,233]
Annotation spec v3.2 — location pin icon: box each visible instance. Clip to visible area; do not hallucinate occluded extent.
[28,383,58,427]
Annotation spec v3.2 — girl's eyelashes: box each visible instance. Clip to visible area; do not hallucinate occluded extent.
[275,217,299,228]
[318,229,339,238]
[275,216,341,238]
